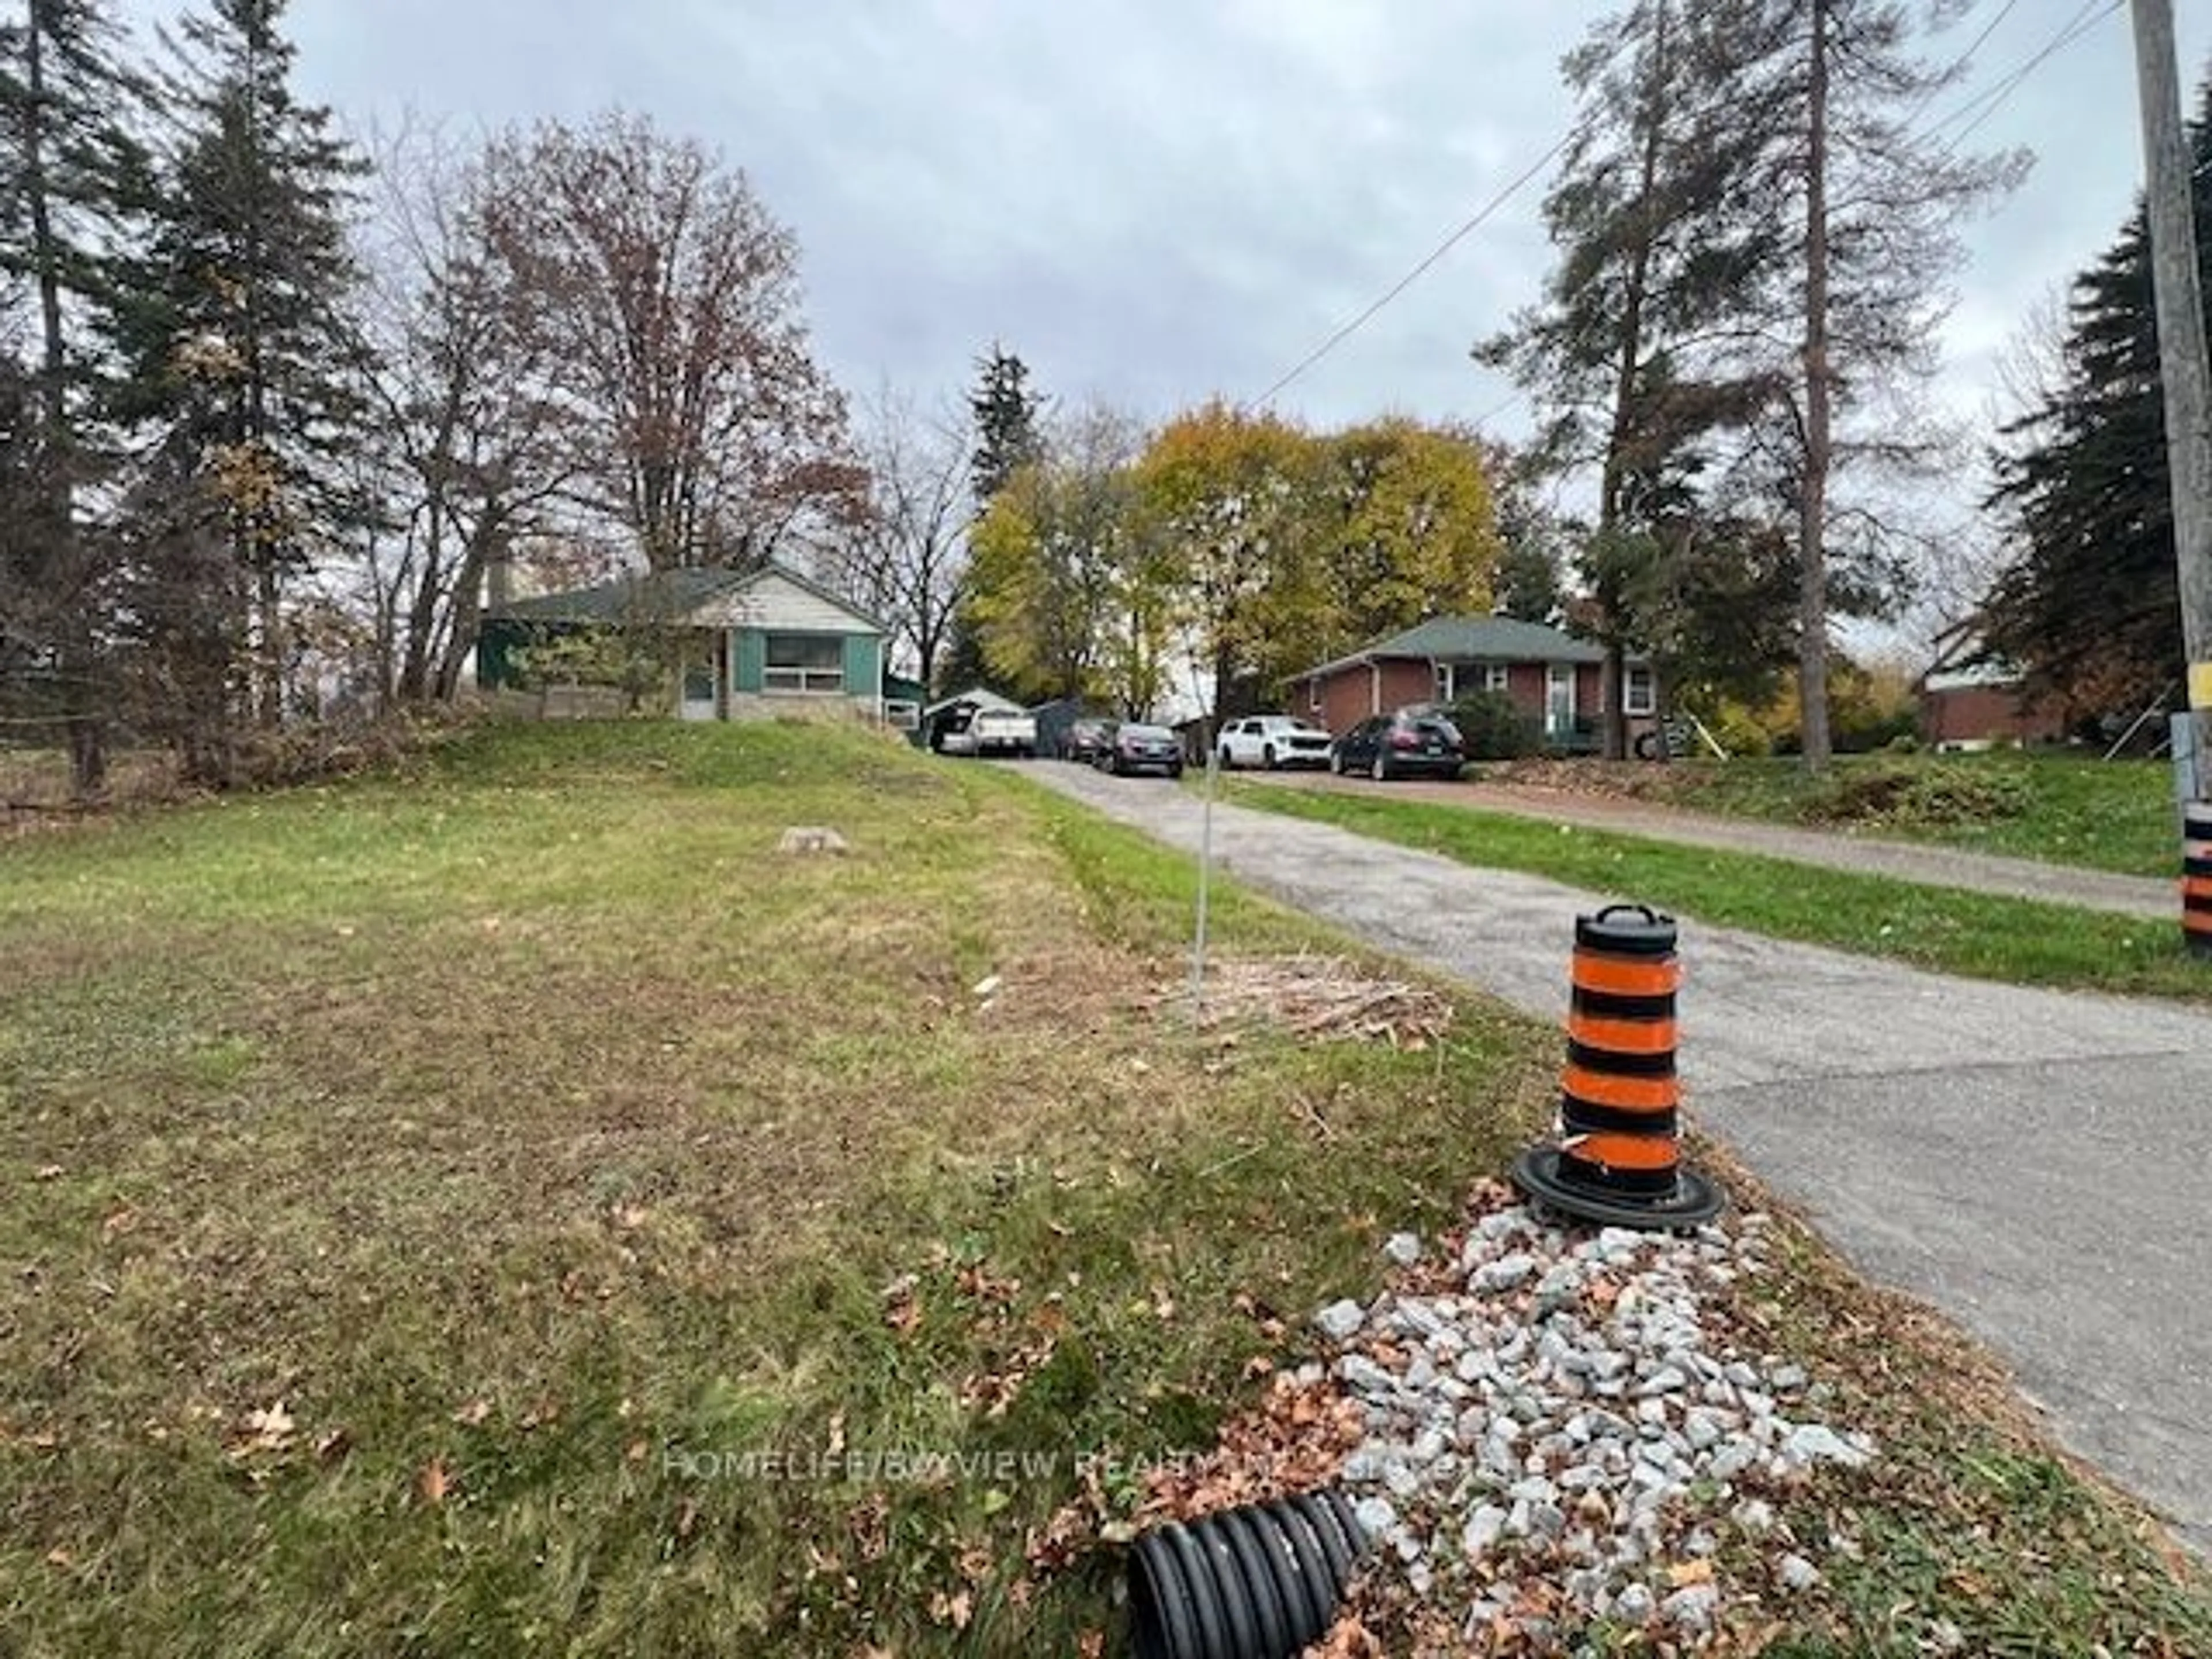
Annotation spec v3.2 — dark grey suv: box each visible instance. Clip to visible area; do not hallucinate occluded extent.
[1328,709,1464,781]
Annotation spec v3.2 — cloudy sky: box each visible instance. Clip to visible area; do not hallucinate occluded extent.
[127,3,2212,468]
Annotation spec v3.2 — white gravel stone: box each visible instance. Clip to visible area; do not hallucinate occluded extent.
[1339,1354,1396,1398]
[1462,1503,1508,1556]
[1316,1200,1866,1646]
[1472,1252,1538,1293]
[1384,1230,1424,1267]
[1663,1581,1721,1634]
[1778,1552,1821,1592]
[1315,1298,1366,1342]
[1354,1494,1398,1537]
[1785,1422,1873,1468]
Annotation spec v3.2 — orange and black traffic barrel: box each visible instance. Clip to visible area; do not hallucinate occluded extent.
[1511,904,1722,1229]
[2186,801,2212,960]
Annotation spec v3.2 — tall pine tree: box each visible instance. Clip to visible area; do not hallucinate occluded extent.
[0,0,154,795]
[1480,0,1785,757]
[1983,77,2212,720]
[112,0,362,765]
[1744,0,2022,767]
[941,343,1046,695]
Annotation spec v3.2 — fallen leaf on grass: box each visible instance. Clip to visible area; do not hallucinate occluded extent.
[928,1588,973,1630]
[229,1402,296,1459]
[1668,1557,1717,1588]
[314,1427,351,1464]
[100,1206,138,1240]
[452,1399,493,1427]
[33,1165,62,1181]
[882,1272,922,1336]
[417,1459,454,1505]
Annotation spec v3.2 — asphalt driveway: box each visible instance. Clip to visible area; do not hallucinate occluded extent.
[1014,760,2212,1556]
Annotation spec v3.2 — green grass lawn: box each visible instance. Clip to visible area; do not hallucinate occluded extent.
[1225,781,2212,1002]
[1,721,2205,1655]
[1638,750,2181,878]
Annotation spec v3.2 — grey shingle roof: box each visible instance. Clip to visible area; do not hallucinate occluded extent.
[495,568,756,623]
[492,560,886,631]
[1298,615,1607,679]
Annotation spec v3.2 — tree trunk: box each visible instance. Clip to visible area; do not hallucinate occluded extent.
[1596,0,1670,763]
[24,14,106,801]
[433,514,502,700]
[1797,0,1835,772]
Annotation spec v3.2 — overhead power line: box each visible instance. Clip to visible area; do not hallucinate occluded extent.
[1921,0,2122,154]
[1244,127,1574,414]
[1248,0,2112,421]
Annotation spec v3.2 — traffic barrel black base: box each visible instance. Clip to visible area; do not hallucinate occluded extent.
[1511,1144,1724,1231]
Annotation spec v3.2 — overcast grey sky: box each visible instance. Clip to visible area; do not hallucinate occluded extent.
[135,4,2212,448]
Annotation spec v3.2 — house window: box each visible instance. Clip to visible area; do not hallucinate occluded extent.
[764,633,844,694]
[1484,664,1510,695]
[1624,664,1656,716]
[1433,662,1456,703]
[1306,678,1321,712]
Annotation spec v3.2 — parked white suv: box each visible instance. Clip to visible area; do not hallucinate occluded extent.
[1217,714,1334,770]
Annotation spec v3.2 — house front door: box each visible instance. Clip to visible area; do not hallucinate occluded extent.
[679,642,718,721]
[1546,664,1575,743]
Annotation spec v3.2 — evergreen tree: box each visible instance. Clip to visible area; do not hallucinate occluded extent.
[1983,79,2212,718]
[1740,0,2022,767]
[1480,0,1784,757]
[941,344,1046,695]
[968,343,1043,513]
[111,0,363,762]
[0,0,155,795]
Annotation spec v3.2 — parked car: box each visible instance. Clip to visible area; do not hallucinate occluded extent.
[1217,714,1334,770]
[1097,722,1184,778]
[1330,709,1465,781]
[930,704,979,756]
[970,706,1036,758]
[1062,717,1115,764]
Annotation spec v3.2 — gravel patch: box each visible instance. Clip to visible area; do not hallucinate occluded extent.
[1316,1190,1873,1647]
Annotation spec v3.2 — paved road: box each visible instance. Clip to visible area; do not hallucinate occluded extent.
[1015,760,2212,1556]
[1253,771,2177,921]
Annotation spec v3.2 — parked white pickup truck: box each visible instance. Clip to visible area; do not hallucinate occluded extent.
[969,707,1036,758]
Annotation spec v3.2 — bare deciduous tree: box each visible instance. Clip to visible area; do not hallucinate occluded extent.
[834,383,969,690]
[350,120,581,706]
[482,112,859,573]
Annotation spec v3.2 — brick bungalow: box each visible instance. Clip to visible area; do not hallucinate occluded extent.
[1918,663,2069,751]
[1286,616,1657,750]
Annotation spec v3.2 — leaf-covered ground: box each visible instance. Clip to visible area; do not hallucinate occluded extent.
[0,721,2203,1654]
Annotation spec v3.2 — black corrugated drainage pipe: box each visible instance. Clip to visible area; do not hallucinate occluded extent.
[1128,1490,1370,1659]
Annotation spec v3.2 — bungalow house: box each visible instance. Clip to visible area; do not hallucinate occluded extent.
[1287,615,1656,751]
[476,560,890,724]
[1917,662,2070,751]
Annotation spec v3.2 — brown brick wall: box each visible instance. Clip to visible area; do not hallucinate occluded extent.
[1921,683,2067,747]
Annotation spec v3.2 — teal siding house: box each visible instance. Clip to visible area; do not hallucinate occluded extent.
[477,561,891,724]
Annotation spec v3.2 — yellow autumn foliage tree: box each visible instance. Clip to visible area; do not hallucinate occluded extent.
[1320,416,1500,654]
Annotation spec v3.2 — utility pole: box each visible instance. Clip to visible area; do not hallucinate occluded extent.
[2128,0,2212,790]
[1798,0,1836,774]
